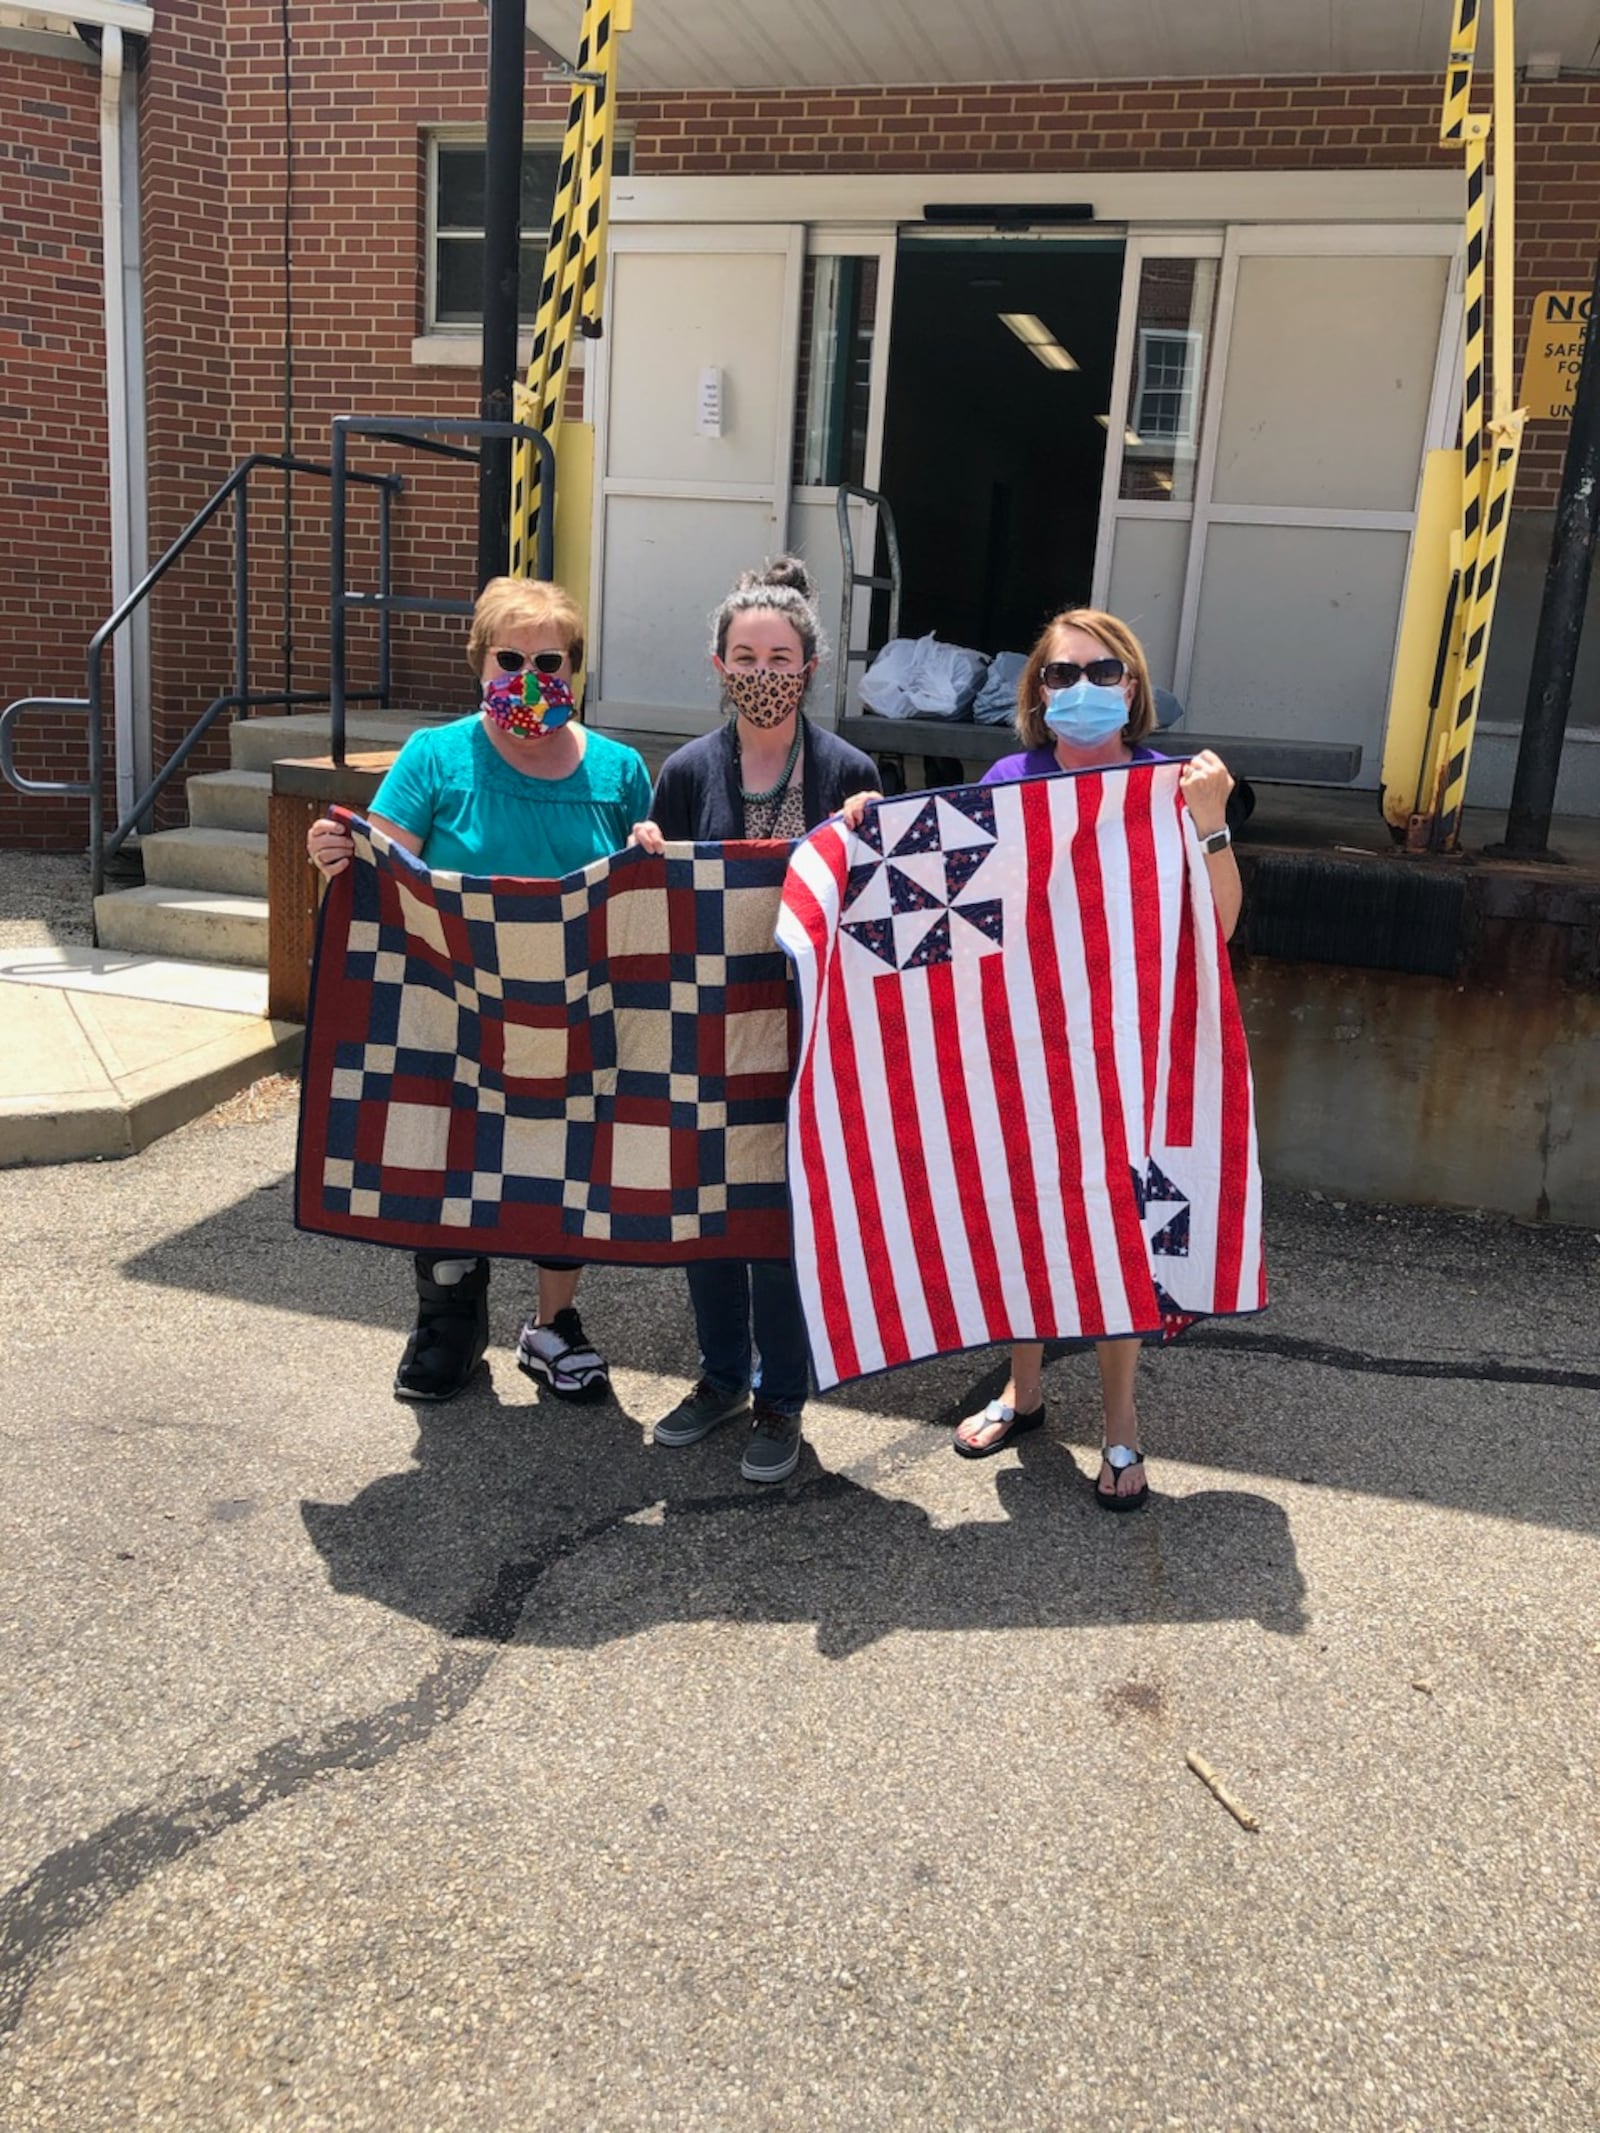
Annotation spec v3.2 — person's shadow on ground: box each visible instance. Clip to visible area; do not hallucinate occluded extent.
[301,1373,1308,1659]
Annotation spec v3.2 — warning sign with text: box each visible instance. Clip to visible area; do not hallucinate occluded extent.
[1520,290,1591,421]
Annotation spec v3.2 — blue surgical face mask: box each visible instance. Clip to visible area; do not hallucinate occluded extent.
[1044,680,1128,747]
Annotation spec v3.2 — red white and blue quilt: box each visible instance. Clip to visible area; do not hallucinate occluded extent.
[295,815,794,1263]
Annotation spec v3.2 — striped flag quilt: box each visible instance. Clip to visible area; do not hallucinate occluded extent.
[776,763,1266,1389]
[296,815,794,1264]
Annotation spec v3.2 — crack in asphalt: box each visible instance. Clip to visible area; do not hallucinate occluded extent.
[0,1643,493,2038]
[1186,1328,1600,1393]
[451,1470,854,1642]
[0,1472,850,2041]
[3,1324,1590,2042]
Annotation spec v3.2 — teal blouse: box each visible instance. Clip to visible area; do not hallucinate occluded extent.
[370,715,652,879]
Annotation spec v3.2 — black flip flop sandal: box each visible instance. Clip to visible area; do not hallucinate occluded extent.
[953,1398,1047,1460]
[1096,1442,1149,1512]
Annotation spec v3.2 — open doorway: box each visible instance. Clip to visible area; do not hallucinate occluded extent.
[876,238,1125,659]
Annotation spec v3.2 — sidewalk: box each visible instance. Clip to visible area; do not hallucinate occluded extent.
[0,853,300,1165]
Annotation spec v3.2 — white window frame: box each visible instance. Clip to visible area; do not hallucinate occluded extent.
[1133,325,1203,448]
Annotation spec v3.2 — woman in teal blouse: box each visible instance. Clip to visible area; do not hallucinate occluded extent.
[308,576,652,1406]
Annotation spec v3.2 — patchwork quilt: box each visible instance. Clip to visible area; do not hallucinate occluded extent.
[295,816,794,1263]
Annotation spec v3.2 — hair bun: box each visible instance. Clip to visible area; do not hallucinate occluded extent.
[739,554,816,604]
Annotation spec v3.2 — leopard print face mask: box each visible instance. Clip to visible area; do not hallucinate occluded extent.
[720,665,808,729]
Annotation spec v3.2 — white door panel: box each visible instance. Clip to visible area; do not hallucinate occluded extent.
[606,248,796,488]
[592,224,804,736]
[1105,515,1191,691]
[598,497,779,717]
[1210,254,1451,512]
[1187,524,1412,748]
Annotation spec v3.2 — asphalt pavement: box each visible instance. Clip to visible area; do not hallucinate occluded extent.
[3,1080,1598,2131]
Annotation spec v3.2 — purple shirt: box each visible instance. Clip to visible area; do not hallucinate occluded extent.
[980,744,1165,786]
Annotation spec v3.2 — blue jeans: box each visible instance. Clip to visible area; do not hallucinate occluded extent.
[686,1259,811,1420]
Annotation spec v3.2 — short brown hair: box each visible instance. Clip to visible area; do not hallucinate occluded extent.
[467,577,585,675]
[1015,607,1155,752]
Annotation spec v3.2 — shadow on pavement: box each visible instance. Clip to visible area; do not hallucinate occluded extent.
[126,1175,1600,1537]
[301,1380,1309,1656]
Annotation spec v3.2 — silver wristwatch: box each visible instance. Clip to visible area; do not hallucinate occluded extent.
[1199,825,1232,855]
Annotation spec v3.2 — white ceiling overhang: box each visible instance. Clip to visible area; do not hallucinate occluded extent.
[523,1,1600,93]
[0,0,153,36]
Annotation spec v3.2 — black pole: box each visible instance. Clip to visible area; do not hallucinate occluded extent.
[1502,253,1600,855]
[477,0,524,590]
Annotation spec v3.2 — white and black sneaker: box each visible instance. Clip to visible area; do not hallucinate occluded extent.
[516,1306,610,1401]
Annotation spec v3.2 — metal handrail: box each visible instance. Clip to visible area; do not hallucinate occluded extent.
[833,483,903,727]
[0,451,401,910]
[328,416,556,765]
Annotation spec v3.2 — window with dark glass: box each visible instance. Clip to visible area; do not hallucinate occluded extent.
[430,136,633,329]
[792,255,880,489]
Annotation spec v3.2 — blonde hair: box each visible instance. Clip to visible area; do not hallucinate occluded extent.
[467,577,585,675]
[1015,607,1155,752]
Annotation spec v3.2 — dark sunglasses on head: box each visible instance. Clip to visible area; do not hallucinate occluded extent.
[1042,656,1127,690]
[494,648,566,676]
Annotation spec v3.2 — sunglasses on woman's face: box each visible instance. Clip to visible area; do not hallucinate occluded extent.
[494,648,566,676]
[1042,657,1127,690]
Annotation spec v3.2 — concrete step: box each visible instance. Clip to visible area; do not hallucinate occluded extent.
[141,826,269,897]
[228,711,445,773]
[95,885,270,969]
[187,767,271,831]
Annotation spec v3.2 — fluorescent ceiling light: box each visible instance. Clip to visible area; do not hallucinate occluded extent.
[999,312,1079,372]
[1095,414,1144,445]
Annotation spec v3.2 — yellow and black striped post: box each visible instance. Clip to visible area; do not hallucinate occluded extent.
[1425,414,1526,846]
[508,0,629,581]
[1439,0,1482,147]
[1393,0,1526,848]
[1421,0,1526,849]
[508,7,594,576]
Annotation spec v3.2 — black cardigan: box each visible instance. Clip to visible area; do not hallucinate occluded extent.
[649,717,881,841]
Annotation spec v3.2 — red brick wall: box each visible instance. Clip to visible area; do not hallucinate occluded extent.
[216,0,580,750]
[140,0,253,822]
[0,45,111,848]
[6,21,1598,849]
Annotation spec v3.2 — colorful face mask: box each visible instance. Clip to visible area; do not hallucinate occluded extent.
[482,668,574,741]
[721,665,808,729]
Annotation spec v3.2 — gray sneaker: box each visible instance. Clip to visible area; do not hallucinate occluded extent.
[653,1378,751,1447]
[740,1403,803,1485]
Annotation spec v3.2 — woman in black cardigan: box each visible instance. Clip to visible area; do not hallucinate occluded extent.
[631,557,880,1484]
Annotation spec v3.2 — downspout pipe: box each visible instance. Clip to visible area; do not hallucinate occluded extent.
[98,23,138,830]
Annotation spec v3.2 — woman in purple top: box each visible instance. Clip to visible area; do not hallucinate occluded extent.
[956,606,1242,1508]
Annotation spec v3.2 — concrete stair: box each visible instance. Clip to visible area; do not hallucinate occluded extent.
[91,708,440,978]
[187,768,271,831]
[140,826,269,897]
[94,884,271,967]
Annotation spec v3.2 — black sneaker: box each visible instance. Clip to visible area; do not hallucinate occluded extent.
[653,1378,752,1447]
[395,1255,489,1402]
[740,1402,803,1484]
[516,1305,610,1400]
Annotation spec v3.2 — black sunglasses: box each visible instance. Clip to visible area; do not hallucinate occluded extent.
[494,648,566,676]
[1042,657,1127,690]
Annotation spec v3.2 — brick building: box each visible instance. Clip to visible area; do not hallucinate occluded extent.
[3,0,1598,850]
